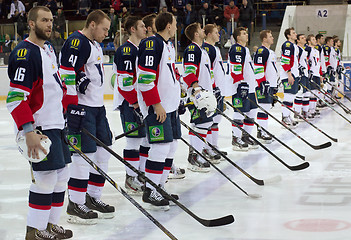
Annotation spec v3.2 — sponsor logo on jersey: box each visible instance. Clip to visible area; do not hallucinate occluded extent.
[68,135,81,151]
[146,40,154,50]
[123,47,131,55]
[17,48,28,60]
[70,39,80,49]
[236,46,242,52]
[233,98,243,108]
[126,122,138,136]
[149,125,164,142]
[48,44,54,52]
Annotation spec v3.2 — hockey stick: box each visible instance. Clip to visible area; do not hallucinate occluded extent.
[82,128,234,227]
[114,124,145,141]
[269,93,338,142]
[180,137,261,198]
[300,83,351,125]
[224,100,306,160]
[310,79,351,114]
[180,120,281,186]
[325,80,351,103]
[247,97,332,150]
[67,140,178,240]
[340,72,351,91]
[216,108,309,171]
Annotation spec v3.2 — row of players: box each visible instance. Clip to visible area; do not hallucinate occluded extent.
[6,6,344,239]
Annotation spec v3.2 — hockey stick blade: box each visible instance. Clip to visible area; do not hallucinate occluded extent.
[198,215,235,227]
[312,141,332,150]
[82,128,235,227]
[288,161,310,171]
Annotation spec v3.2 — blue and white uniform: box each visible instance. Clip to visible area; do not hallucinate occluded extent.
[7,39,70,231]
[59,30,112,206]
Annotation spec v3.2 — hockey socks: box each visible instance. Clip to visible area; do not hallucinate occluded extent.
[139,145,150,173]
[123,149,140,177]
[145,160,165,190]
[159,158,173,186]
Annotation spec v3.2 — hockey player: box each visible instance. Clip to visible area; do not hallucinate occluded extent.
[137,12,180,210]
[202,23,228,161]
[333,36,343,99]
[183,22,217,171]
[295,34,311,120]
[113,16,147,195]
[59,10,115,224]
[322,36,337,102]
[253,29,278,144]
[305,34,321,117]
[315,33,327,108]
[280,27,299,127]
[7,6,72,239]
[228,27,258,150]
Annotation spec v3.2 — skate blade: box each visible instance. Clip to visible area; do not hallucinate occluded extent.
[67,215,98,225]
[125,188,143,196]
[168,174,186,180]
[231,146,249,152]
[97,212,115,219]
[248,145,259,149]
[142,202,170,211]
[209,159,221,164]
[187,164,210,173]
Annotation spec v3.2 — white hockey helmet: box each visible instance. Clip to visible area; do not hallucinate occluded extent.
[16,130,52,163]
[191,89,217,117]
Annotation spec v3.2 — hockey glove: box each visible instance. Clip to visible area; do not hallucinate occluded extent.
[336,65,344,75]
[327,66,334,77]
[76,72,91,94]
[308,70,313,82]
[237,82,249,100]
[67,105,86,132]
[190,87,217,117]
[178,100,186,115]
[133,107,143,125]
[213,86,222,101]
[259,80,270,96]
[298,65,306,77]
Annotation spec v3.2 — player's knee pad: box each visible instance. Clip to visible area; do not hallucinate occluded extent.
[167,140,178,159]
[233,111,244,120]
[31,170,57,194]
[93,146,110,173]
[212,114,222,124]
[245,108,257,119]
[70,153,92,179]
[283,93,295,103]
[148,142,172,162]
[141,137,150,148]
[125,137,143,150]
[259,103,271,112]
[54,166,70,192]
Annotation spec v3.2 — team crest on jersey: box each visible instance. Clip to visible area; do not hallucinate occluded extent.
[235,46,242,52]
[149,125,164,142]
[258,48,263,54]
[70,39,80,49]
[48,44,54,53]
[123,47,131,55]
[17,48,28,60]
[286,42,291,47]
[146,40,154,50]
[97,56,101,61]
[188,45,195,51]
[204,47,209,53]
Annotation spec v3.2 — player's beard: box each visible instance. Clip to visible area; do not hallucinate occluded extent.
[34,26,51,41]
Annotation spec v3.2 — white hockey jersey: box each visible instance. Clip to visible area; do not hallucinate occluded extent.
[253,45,279,88]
